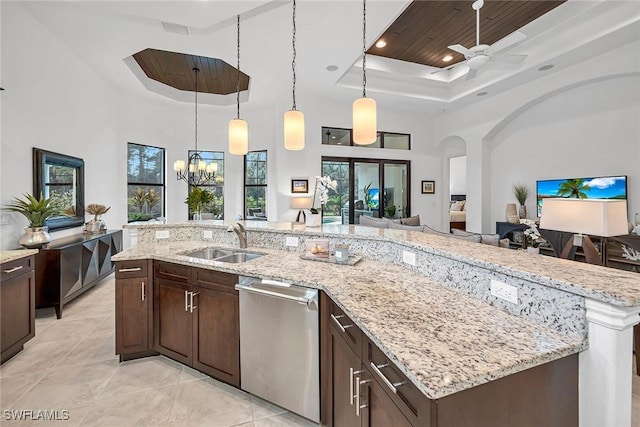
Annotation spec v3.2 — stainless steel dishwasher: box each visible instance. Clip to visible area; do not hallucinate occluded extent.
[235,277,319,423]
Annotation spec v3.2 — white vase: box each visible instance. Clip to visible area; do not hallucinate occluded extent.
[305,213,322,227]
[527,247,539,254]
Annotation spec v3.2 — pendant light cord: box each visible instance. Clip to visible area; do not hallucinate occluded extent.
[362,0,367,99]
[291,0,297,110]
[194,67,199,152]
[236,15,241,119]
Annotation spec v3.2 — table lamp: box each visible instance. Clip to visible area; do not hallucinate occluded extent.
[291,197,313,223]
[539,198,628,265]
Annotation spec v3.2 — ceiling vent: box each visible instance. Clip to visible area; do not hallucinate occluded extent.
[161,21,191,36]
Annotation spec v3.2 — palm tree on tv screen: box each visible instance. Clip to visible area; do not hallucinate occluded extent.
[557,179,590,198]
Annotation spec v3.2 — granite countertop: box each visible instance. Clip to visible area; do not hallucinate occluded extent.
[125,221,640,307]
[0,249,39,264]
[113,241,583,400]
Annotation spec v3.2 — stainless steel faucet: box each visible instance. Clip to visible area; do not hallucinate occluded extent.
[227,223,247,248]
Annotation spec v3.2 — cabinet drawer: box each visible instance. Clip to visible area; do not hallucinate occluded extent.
[327,298,362,358]
[1,256,34,282]
[194,268,238,293]
[365,339,429,425]
[115,260,148,279]
[155,261,190,283]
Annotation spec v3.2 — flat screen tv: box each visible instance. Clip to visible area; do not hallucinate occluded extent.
[536,175,627,217]
[367,188,379,209]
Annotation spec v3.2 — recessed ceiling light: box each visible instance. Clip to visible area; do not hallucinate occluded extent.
[331,136,336,139]
[477,91,488,97]
[538,64,554,71]
[443,55,453,62]
[326,65,338,72]
[375,40,387,48]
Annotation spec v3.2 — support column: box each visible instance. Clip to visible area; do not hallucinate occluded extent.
[579,298,640,427]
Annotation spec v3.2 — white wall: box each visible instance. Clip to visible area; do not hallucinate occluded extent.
[449,156,467,196]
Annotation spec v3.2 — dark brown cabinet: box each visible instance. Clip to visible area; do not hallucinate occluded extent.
[154,261,240,387]
[36,230,122,318]
[1,255,36,364]
[115,259,155,361]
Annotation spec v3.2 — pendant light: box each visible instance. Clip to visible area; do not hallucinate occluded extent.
[284,0,304,151]
[229,15,249,156]
[174,67,217,185]
[352,0,377,145]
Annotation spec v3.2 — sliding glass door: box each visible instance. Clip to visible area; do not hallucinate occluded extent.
[322,157,410,224]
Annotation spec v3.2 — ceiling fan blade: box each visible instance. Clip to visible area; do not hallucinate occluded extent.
[486,31,526,54]
[490,54,528,65]
[465,68,478,81]
[448,44,473,56]
[430,64,457,75]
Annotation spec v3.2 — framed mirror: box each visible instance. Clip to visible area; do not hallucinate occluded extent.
[33,148,85,230]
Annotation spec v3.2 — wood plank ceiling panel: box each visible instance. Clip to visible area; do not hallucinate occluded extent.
[367,0,566,68]
[133,48,250,95]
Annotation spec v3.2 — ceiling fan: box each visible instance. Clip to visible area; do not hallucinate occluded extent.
[438,0,528,80]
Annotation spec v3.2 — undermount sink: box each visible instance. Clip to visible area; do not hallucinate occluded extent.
[183,248,263,263]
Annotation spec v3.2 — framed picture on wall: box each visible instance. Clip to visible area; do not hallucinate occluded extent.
[291,179,309,194]
[421,180,435,194]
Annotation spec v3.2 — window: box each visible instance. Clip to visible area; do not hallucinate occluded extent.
[322,127,410,150]
[127,143,165,222]
[187,151,224,220]
[244,150,267,220]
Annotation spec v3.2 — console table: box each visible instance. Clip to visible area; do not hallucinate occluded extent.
[35,230,122,318]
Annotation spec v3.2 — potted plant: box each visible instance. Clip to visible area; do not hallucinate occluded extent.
[520,218,542,253]
[512,183,529,219]
[308,176,337,227]
[3,193,60,248]
[186,187,214,220]
[85,203,110,233]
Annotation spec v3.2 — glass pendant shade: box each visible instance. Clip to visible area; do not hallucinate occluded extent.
[352,97,377,145]
[284,110,305,151]
[229,118,249,156]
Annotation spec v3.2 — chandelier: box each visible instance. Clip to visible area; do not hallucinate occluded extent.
[174,67,217,185]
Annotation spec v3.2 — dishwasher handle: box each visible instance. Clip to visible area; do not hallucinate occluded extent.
[235,283,312,306]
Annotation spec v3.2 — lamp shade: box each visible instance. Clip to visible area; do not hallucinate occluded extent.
[352,97,377,145]
[291,196,313,209]
[539,198,628,237]
[229,119,248,155]
[284,110,305,151]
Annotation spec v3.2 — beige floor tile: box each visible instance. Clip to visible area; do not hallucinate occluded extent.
[2,403,92,427]
[179,365,209,383]
[80,385,177,427]
[168,378,253,427]
[251,395,287,420]
[0,371,47,410]
[0,341,77,379]
[61,302,114,321]
[253,412,318,427]
[35,308,59,324]
[57,332,117,367]
[99,356,182,399]
[12,360,119,410]
[27,316,104,345]
[89,315,116,337]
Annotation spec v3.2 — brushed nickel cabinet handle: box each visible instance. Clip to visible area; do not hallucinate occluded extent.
[190,292,199,313]
[141,281,146,301]
[3,266,24,273]
[330,314,353,333]
[349,367,354,406]
[185,290,189,312]
[370,362,405,394]
[118,267,142,272]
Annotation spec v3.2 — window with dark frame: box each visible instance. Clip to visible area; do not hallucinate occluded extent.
[244,150,267,220]
[321,127,411,150]
[127,142,165,222]
[187,150,225,220]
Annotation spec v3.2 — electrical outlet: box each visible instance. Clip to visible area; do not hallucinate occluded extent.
[402,250,416,266]
[285,236,299,247]
[490,280,518,304]
[203,230,213,239]
[155,230,170,239]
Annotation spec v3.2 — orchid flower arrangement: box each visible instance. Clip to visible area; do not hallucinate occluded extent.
[310,175,337,214]
[520,218,542,248]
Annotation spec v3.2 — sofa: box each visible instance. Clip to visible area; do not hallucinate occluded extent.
[359,215,509,248]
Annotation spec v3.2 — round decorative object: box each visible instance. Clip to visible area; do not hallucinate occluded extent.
[506,203,519,223]
[305,213,322,227]
[519,204,527,220]
[18,226,51,248]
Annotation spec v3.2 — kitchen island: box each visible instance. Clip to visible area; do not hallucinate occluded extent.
[115,220,640,426]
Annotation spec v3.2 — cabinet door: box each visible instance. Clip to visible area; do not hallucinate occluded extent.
[115,277,150,355]
[362,371,413,427]
[191,286,240,387]
[1,269,35,363]
[154,278,192,365]
[327,323,362,427]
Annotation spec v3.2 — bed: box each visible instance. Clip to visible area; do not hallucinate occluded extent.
[449,194,466,231]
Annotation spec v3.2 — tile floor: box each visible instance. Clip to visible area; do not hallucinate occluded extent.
[0,276,317,426]
[1,275,639,426]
